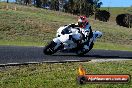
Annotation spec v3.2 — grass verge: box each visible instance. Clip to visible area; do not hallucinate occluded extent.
[0,40,132,51]
[0,40,46,46]
[94,42,132,51]
[0,60,132,88]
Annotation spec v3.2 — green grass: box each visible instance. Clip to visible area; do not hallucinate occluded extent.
[0,61,132,88]
[0,3,132,88]
[100,7,132,21]
[0,40,46,46]
[94,42,132,51]
[1,40,132,51]
[0,3,132,51]
[100,7,132,15]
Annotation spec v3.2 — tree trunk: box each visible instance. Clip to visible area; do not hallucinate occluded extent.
[7,0,9,3]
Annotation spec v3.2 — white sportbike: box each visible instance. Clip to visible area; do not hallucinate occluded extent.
[43,25,102,56]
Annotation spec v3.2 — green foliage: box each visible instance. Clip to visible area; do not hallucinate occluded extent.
[50,0,59,11]
[63,0,96,16]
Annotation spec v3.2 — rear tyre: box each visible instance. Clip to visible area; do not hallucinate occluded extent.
[76,42,94,56]
[88,42,94,51]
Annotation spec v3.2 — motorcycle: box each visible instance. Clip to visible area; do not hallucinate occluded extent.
[43,25,102,56]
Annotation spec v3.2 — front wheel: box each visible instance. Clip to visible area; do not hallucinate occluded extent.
[43,41,57,55]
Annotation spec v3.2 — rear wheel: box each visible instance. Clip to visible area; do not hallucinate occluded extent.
[88,42,94,51]
[76,42,94,56]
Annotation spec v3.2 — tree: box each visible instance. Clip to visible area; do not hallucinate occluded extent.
[24,0,32,5]
[63,0,99,16]
[41,0,48,7]
[50,0,59,11]
[59,0,65,11]
[93,0,103,10]
[63,0,75,13]
[36,0,42,7]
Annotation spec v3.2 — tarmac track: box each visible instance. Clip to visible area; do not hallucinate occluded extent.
[0,46,132,66]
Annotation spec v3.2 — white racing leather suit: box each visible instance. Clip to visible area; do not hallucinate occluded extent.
[79,23,93,50]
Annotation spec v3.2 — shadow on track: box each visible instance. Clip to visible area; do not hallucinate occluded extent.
[83,55,132,59]
[52,54,132,59]
[53,49,132,59]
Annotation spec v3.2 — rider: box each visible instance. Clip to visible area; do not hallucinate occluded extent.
[68,16,93,50]
[57,16,93,51]
[77,16,93,42]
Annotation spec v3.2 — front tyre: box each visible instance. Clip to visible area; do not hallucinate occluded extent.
[43,41,57,55]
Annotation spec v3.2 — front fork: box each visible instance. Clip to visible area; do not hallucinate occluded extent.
[53,38,63,50]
